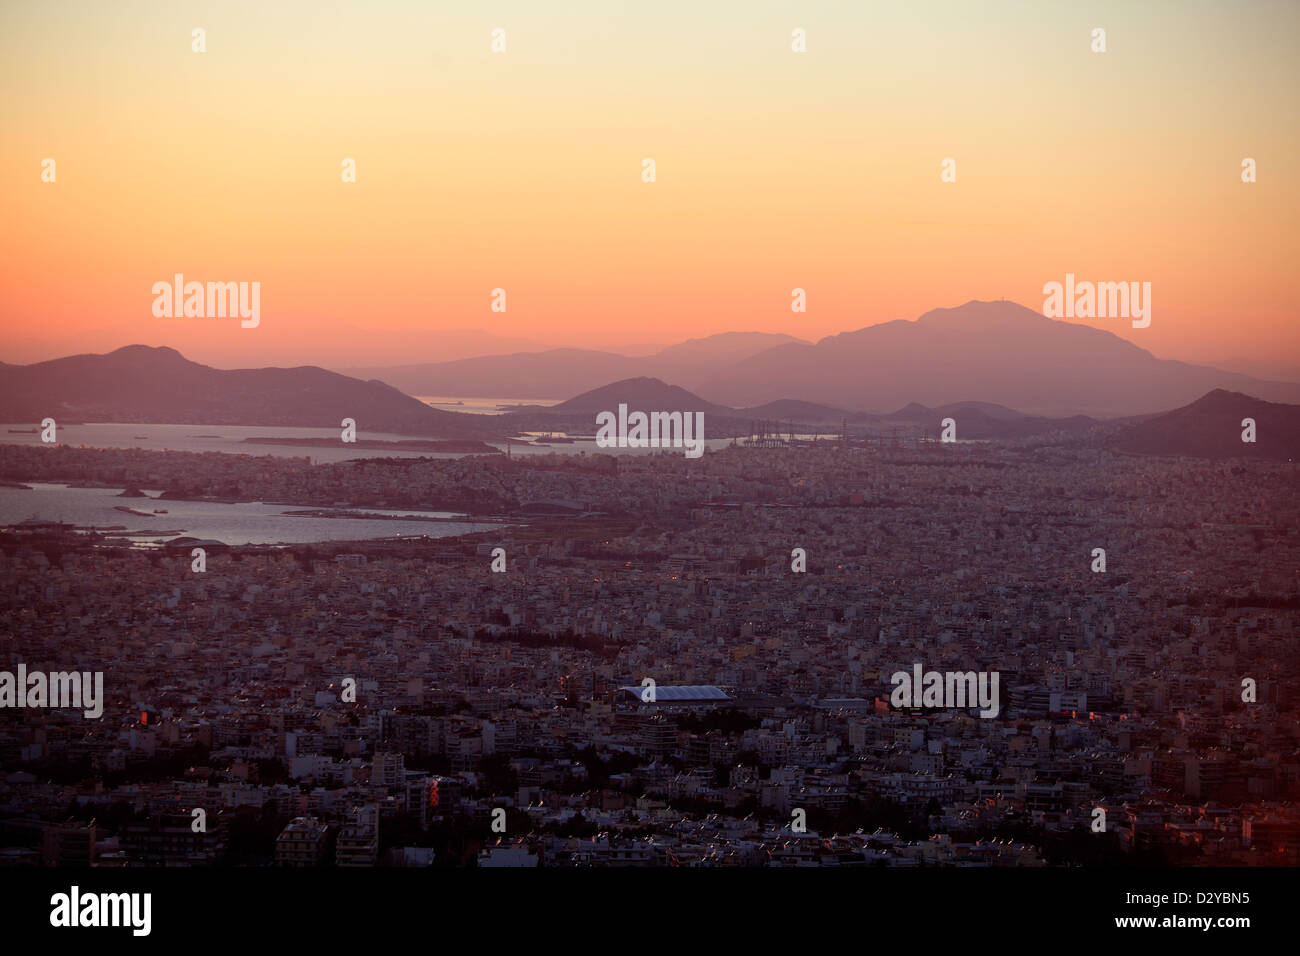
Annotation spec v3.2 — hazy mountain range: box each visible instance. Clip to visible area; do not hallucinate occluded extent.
[525,378,1297,458]
[0,326,549,371]
[2,298,1298,460]
[338,300,1300,418]
[0,345,499,439]
[1,344,1296,460]
[508,377,1105,441]
[337,331,809,401]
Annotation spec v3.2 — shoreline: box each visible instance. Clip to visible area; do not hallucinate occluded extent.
[242,437,502,454]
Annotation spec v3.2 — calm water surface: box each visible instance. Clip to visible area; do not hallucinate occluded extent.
[0,483,501,545]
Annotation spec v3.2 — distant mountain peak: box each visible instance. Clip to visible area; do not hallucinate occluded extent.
[887,402,933,419]
[1110,389,1299,460]
[1183,388,1293,415]
[549,376,731,415]
[109,344,185,358]
[0,346,498,439]
[652,331,810,359]
[915,299,1051,327]
[1197,388,1248,402]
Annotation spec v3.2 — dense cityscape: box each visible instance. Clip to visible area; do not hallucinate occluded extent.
[2,438,1295,867]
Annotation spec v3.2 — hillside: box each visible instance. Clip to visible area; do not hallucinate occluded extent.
[0,346,500,439]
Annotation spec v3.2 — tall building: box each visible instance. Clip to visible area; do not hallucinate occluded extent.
[335,805,379,868]
[275,817,329,867]
[372,752,405,788]
[122,812,225,865]
[43,820,95,866]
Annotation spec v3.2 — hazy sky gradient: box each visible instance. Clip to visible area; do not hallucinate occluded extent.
[2,0,1296,371]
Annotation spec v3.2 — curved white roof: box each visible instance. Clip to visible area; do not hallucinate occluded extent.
[619,685,730,701]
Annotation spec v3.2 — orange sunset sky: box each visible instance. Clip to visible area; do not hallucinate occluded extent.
[1,0,1297,374]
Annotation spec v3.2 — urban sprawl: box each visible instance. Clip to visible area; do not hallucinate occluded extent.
[0,437,1296,867]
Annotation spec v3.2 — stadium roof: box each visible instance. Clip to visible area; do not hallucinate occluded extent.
[618,685,731,701]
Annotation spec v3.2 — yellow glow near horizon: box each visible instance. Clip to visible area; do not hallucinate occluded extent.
[1,0,1296,371]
